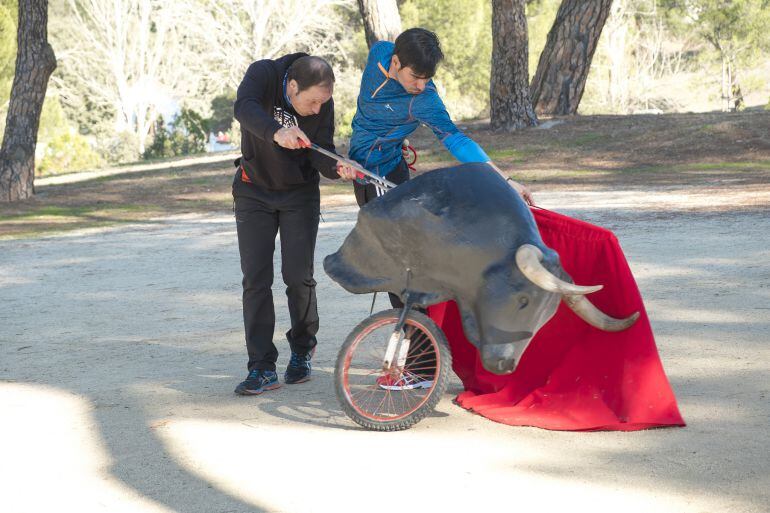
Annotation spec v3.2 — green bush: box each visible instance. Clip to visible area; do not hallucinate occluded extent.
[35,94,105,175]
[335,105,356,139]
[400,0,492,120]
[331,66,365,142]
[143,116,172,159]
[0,2,14,67]
[0,1,15,115]
[172,108,209,154]
[228,119,241,150]
[209,91,236,133]
[143,108,210,159]
[97,131,141,164]
[38,93,68,142]
[37,131,102,176]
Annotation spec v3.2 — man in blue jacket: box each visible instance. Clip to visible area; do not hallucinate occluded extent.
[349,28,532,206]
[348,28,533,391]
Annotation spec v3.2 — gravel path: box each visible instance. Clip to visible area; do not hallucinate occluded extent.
[1,188,768,513]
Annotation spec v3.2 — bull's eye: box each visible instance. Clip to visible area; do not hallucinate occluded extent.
[518,295,529,309]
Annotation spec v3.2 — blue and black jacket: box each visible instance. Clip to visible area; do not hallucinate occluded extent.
[349,41,490,178]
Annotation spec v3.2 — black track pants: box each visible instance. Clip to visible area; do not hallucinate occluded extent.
[233,175,320,372]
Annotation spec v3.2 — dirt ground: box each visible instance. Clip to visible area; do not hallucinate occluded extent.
[1,112,769,512]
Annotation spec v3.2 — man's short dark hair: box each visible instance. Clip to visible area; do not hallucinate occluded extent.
[393,28,444,78]
[287,56,335,92]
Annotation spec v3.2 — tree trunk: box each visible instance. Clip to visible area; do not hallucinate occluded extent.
[490,0,538,131]
[357,0,402,48]
[605,0,629,112]
[0,0,55,202]
[730,59,744,112]
[530,0,612,116]
[721,53,729,112]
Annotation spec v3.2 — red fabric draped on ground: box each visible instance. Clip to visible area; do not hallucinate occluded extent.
[427,207,685,431]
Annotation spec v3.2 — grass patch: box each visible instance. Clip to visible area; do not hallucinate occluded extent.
[0,205,93,220]
[0,203,172,239]
[617,160,770,174]
[486,148,528,161]
[185,176,223,186]
[0,218,158,241]
[0,203,155,223]
[568,133,604,146]
[2,219,119,239]
[512,168,613,181]
[677,161,770,171]
[320,182,355,195]
[414,150,453,164]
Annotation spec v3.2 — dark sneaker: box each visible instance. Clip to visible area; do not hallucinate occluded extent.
[234,369,280,395]
[284,349,314,384]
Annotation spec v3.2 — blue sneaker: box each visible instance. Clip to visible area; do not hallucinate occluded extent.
[234,369,280,395]
[284,349,314,384]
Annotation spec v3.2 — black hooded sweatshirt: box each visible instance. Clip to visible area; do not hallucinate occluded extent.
[233,53,338,190]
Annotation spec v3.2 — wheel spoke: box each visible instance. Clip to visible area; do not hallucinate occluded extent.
[340,313,445,425]
[401,364,438,374]
[404,345,437,365]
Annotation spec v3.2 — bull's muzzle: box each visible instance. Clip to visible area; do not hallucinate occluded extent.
[481,333,531,374]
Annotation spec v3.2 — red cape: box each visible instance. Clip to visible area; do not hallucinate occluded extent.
[428,207,685,431]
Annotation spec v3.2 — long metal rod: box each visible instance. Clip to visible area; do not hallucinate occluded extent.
[308,143,397,190]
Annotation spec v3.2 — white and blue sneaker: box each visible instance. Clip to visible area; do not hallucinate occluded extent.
[377,373,434,391]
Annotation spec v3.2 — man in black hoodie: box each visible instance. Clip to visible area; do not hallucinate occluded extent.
[232,54,355,395]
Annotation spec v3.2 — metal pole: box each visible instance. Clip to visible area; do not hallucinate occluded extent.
[308,143,397,190]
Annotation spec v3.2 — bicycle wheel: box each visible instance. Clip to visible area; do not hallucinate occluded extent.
[335,308,451,431]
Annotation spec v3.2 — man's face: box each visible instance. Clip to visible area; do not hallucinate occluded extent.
[287,80,333,116]
[391,56,430,95]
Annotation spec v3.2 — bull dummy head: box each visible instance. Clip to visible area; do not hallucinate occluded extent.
[324,163,638,374]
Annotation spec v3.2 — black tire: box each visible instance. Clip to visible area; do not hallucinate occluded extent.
[335,308,451,431]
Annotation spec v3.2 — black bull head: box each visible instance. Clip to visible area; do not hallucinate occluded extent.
[324,163,639,374]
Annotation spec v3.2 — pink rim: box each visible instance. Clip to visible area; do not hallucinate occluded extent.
[342,315,442,423]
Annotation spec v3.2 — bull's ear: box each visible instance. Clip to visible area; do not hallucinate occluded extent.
[515,244,602,295]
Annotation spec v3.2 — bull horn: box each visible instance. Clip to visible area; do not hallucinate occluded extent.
[515,244,602,295]
[563,294,640,332]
